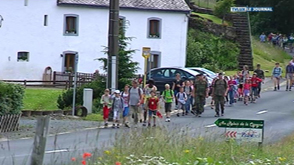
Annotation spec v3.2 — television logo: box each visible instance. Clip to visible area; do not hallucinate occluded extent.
[230,7,273,12]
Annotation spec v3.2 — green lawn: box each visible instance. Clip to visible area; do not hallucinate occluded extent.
[83,113,104,122]
[23,88,63,110]
[224,37,291,77]
[193,0,217,9]
[192,12,232,26]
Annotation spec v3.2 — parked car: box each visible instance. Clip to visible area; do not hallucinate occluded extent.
[146,67,211,92]
[187,67,217,79]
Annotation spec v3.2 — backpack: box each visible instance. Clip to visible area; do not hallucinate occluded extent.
[163,90,173,98]
[176,92,187,99]
[128,87,142,102]
[112,97,124,109]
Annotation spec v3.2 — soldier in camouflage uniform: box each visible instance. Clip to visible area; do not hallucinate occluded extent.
[212,73,228,117]
[192,74,209,117]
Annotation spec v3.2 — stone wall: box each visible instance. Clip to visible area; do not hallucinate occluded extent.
[189,2,214,15]
[189,17,237,41]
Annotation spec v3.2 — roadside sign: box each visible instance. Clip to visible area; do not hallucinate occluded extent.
[142,47,151,58]
[215,118,264,143]
[214,118,264,129]
[225,128,263,142]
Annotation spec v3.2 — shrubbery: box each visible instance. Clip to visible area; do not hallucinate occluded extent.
[186,28,240,71]
[57,77,106,113]
[0,81,24,115]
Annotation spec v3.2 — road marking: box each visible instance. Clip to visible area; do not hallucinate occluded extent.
[205,124,216,128]
[45,149,68,154]
[256,110,268,115]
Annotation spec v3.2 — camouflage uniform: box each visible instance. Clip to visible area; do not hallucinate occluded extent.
[193,79,208,115]
[213,79,228,116]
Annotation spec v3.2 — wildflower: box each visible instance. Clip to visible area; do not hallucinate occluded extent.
[71,157,76,161]
[115,162,121,165]
[97,157,102,160]
[82,160,87,165]
[278,157,286,161]
[183,149,190,153]
[104,150,111,155]
[83,152,92,159]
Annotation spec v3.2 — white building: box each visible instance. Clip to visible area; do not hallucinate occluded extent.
[0,0,190,80]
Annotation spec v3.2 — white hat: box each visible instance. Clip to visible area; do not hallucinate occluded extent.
[114,90,120,94]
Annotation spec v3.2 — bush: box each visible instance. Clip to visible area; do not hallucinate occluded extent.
[57,77,106,111]
[0,81,24,115]
[214,0,235,23]
[186,29,240,71]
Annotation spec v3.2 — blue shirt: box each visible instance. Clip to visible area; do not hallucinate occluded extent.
[286,65,294,74]
[272,67,282,77]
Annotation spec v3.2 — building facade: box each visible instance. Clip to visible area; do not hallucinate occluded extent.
[0,0,190,80]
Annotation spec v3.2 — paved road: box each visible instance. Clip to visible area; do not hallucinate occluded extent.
[1,80,293,165]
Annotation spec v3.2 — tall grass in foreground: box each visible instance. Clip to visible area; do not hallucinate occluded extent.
[71,127,294,165]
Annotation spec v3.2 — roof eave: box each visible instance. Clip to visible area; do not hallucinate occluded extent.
[57,3,191,14]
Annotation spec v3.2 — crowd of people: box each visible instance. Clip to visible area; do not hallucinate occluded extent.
[99,61,294,129]
[260,32,294,52]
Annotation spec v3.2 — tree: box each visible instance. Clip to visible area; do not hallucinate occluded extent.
[97,25,139,90]
[214,0,235,24]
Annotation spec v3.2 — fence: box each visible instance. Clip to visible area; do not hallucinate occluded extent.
[0,114,22,133]
[53,71,95,88]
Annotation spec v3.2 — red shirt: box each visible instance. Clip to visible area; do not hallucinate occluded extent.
[148,97,159,110]
[228,80,237,86]
[243,83,251,90]
[251,77,262,87]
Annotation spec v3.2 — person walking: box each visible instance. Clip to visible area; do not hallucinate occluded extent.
[128,79,143,128]
[228,76,237,106]
[260,32,266,42]
[121,84,130,128]
[250,73,262,102]
[162,84,174,122]
[193,74,209,117]
[145,90,159,127]
[142,79,157,126]
[184,80,192,115]
[176,87,187,117]
[100,89,112,127]
[111,90,124,128]
[254,64,265,97]
[285,62,294,91]
[272,63,283,91]
[212,73,228,117]
[172,73,184,110]
[241,65,250,83]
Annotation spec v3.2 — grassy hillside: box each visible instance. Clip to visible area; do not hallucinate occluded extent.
[192,12,232,26]
[225,38,291,77]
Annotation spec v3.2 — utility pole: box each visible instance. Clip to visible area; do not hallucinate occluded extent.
[107,0,119,91]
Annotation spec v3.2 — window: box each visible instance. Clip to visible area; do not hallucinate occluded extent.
[148,18,161,38]
[64,14,79,36]
[63,53,76,72]
[17,52,29,62]
[147,52,161,70]
[44,15,48,26]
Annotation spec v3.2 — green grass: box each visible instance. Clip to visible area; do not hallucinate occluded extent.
[83,113,103,122]
[192,12,232,26]
[193,0,217,9]
[224,37,291,77]
[79,127,294,165]
[23,88,63,110]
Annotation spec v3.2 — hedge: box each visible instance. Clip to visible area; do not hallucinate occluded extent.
[0,81,25,115]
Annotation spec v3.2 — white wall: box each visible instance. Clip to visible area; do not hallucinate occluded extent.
[0,0,188,80]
